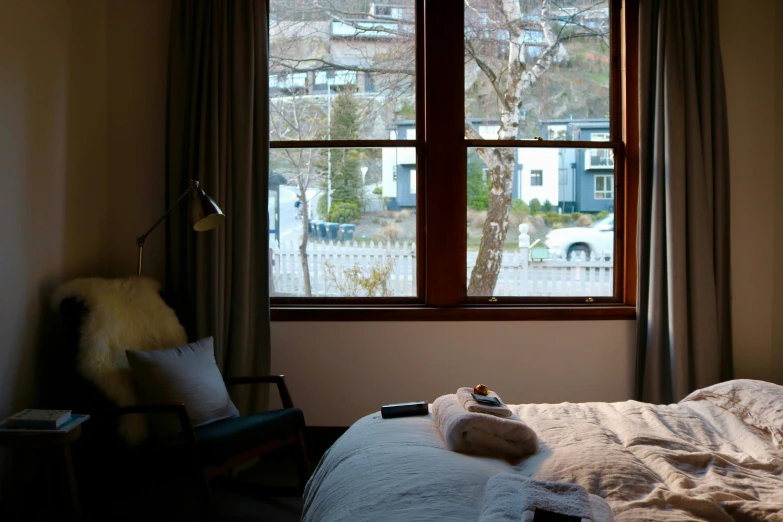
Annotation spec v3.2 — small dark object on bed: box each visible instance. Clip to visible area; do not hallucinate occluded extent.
[472,394,502,406]
[533,509,581,522]
[381,401,429,419]
[473,384,489,395]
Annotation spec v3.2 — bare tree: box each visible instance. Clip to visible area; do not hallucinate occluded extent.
[270,84,328,297]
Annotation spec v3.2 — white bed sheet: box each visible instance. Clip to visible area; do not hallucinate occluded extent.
[303,399,783,521]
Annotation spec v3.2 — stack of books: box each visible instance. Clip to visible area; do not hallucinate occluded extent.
[0,409,89,433]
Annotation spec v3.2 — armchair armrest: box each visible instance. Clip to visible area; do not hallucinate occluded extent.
[224,375,295,409]
[110,404,198,446]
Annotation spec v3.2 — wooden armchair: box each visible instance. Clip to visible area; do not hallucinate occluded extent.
[108,377,310,520]
[54,295,310,522]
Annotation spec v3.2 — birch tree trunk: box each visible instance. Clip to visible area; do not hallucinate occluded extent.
[467,0,560,296]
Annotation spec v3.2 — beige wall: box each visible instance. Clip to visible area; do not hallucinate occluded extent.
[271,321,636,426]
[719,0,780,383]
[0,0,109,479]
[105,0,172,281]
[0,0,171,504]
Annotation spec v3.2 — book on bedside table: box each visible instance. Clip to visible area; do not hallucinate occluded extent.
[1,410,89,433]
[7,409,72,429]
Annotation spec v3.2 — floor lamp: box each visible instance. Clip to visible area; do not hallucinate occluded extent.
[136,180,225,275]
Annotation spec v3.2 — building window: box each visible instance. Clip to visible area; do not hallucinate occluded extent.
[270,0,638,318]
[595,175,614,199]
[547,125,568,140]
[586,132,614,169]
[530,170,543,186]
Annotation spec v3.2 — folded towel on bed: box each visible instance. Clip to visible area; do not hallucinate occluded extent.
[479,473,615,522]
[456,387,513,418]
[432,394,538,460]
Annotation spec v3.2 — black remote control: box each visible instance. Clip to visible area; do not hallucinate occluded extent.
[381,401,429,419]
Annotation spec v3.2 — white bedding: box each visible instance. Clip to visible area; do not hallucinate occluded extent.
[303,383,783,522]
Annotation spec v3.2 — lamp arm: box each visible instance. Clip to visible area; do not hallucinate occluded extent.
[135,180,198,275]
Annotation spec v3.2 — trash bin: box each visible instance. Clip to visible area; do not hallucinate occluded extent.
[325,222,340,241]
[317,221,328,240]
[309,220,321,238]
[339,224,356,241]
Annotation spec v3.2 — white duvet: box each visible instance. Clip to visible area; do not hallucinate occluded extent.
[303,380,783,522]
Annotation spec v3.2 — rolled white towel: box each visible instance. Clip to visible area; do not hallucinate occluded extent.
[456,386,512,418]
[432,394,538,461]
[479,473,615,522]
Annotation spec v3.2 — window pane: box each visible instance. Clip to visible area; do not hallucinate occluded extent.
[270,147,417,297]
[466,147,614,297]
[464,1,610,140]
[270,0,416,141]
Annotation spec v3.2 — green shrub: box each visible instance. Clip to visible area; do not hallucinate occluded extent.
[372,187,383,195]
[545,212,563,226]
[328,202,361,224]
[570,212,582,222]
[317,195,328,218]
[597,210,610,220]
[543,199,554,212]
[529,198,542,214]
[511,199,530,214]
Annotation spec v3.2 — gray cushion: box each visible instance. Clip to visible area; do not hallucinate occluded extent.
[126,337,239,435]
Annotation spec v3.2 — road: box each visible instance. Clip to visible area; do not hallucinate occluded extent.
[274,185,319,246]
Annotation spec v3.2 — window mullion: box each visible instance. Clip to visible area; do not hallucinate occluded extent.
[423,0,464,307]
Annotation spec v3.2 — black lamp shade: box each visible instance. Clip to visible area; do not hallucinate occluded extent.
[191,186,225,231]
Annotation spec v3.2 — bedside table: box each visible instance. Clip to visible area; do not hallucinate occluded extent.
[0,424,85,520]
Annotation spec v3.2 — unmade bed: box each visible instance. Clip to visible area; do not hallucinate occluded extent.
[302,380,783,521]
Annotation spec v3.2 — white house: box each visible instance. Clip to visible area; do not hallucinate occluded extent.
[381,121,561,208]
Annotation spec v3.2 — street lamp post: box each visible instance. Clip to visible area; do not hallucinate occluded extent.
[326,77,332,214]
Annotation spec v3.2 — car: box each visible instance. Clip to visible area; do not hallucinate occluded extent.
[545,214,614,260]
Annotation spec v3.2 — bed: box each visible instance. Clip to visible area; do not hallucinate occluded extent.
[302,380,783,521]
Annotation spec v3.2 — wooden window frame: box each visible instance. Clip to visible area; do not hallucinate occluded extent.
[271,0,639,321]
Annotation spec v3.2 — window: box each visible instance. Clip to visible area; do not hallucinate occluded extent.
[586,133,614,169]
[269,0,418,301]
[530,170,543,186]
[595,175,614,199]
[271,0,638,319]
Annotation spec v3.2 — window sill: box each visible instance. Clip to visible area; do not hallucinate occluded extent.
[271,305,637,321]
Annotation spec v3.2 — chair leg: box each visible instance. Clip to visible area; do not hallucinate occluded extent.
[295,429,312,495]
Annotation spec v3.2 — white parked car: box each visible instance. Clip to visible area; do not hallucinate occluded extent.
[545,214,614,260]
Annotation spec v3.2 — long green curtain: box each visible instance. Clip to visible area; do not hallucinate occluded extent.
[165,0,271,413]
[636,0,733,404]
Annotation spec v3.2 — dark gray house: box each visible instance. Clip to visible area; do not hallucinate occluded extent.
[540,119,614,213]
[381,118,614,214]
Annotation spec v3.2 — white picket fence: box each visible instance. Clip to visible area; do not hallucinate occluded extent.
[270,240,613,297]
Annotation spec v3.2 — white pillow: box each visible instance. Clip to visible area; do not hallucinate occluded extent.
[126,337,239,437]
[680,379,783,451]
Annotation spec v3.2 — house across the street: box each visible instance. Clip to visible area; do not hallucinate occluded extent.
[381,118,615,214]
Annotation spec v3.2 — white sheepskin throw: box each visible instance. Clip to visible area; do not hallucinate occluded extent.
[52,277,188,445]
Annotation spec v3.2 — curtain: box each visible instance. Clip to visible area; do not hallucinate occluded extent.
[165,0,271,413]
[636,0,733,404]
